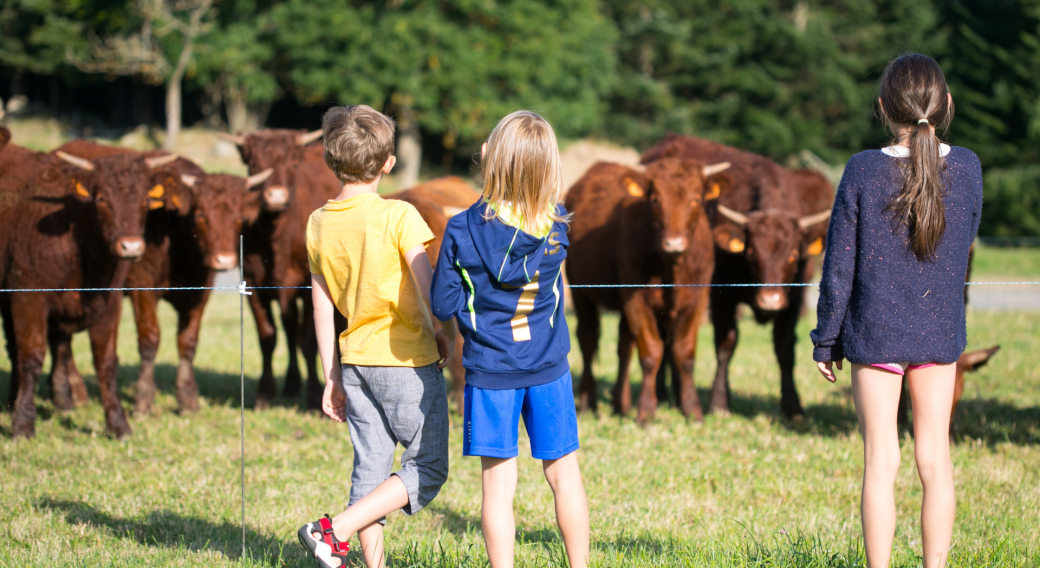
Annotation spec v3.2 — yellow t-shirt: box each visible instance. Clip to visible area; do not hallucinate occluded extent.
[306,193,438,367]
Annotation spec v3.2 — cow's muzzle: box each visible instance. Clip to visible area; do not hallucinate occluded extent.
[661,236,688,255]
[115,237,145,259]
[209,252,238,271]
[755,287,788,312]
[263,186,290,211]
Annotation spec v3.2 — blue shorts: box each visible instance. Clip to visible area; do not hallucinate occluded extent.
[463,371,580,460]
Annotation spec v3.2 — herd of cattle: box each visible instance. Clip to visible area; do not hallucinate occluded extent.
[0,114,997,439]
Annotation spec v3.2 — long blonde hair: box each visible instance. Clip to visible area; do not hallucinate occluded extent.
[481,111,570,235]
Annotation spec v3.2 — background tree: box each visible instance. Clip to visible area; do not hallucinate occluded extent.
[270,0,616,184]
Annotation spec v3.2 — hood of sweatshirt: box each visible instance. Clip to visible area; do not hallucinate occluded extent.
[467,202,564,288]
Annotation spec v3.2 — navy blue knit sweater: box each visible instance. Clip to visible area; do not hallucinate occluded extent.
[811,146,983,364]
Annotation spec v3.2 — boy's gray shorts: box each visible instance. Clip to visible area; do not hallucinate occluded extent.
[341,363,449,522]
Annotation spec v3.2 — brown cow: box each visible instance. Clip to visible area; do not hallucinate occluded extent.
[387,176,480,405]
[0,144,174,438]
[222,129,333,409]
[51,140,271,414]
[642,135,833,419]
[566,158,732,424]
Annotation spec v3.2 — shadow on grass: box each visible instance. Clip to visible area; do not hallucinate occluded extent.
[39,498,304,564]
[578,373,1040,445]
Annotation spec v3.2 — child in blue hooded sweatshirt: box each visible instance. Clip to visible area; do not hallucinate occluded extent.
[431,111,589,568]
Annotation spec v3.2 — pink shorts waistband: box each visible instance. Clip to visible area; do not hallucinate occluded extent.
[870,362,937,376]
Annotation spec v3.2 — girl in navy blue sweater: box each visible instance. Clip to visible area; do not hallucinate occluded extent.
[431,111,589,568]
[812,54,982,568]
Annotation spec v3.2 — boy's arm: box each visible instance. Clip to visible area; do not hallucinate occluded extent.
[312,273,347,422]
[404,244,457,370]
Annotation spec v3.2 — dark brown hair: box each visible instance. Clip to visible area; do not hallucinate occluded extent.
[878,53,954,260]
[321,105,396,184]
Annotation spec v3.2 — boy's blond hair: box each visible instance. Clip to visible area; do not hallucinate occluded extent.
[480,111,570,235]
[322,105,396,185]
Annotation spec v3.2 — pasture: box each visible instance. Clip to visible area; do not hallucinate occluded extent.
[1,250,1038,567]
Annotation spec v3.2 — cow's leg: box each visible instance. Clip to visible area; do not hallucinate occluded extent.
[624,293,665,426]
[65,350,87,405]
[299,293,322,410]
[173,292,209,413]
[130,289,161,414]
[672,290,708,421]
[613,314,634,417]
[90,298,132,439]
[2,302,18,410]
[710,290,739,414]
[10,300,47,438]
[654,319,670,405]
[47,331,77,411]
[773,295,804,419]
[571,292,600,414]
[280,293,302,399]
[249,292,278,408]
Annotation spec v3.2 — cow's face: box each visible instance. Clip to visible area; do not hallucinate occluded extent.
[714,207,831,312]
[56,152,158,258]
[229,129,321,212]
[640,158,730,257]
[186,173,256,270]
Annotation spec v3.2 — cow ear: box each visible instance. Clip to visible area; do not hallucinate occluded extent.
[713,226,745,253]
[72,178,95,202]
[703,173,732,201]
[622,176,645,197]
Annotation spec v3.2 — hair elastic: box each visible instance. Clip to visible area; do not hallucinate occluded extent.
[918,118,929,125]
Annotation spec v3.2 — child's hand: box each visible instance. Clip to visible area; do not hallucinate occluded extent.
[817,360,842,383]
[435,330,456,370]
[322,376,347,422]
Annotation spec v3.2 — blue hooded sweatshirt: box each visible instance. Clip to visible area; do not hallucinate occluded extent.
[431,201,571,390]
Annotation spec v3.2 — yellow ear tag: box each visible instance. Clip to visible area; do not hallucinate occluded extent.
[171,195,182,210]
[808,237,824,255]
[75,182,90,198]
[729,238,745,253]
[705,183,721,200]
[149,185,165,198]
[625,178,644,197]
[149,199,165,210]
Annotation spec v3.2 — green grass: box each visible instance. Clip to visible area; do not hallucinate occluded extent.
[971,244,1040,280]
[1,275,1039,565]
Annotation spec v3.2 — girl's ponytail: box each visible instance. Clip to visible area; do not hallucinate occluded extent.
[878,54,954,260]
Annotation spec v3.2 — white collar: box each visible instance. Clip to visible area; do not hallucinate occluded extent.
[881,144,951,158]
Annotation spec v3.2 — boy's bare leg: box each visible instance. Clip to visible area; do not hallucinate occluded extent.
[543,452,590,568]
[851,364,903,568]
[329,475,409,568]
[907,363,957,568]
[356,523,386,568]
[482,456,518,568]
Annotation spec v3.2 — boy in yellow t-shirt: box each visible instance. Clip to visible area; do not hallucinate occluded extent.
[297,105,456,568]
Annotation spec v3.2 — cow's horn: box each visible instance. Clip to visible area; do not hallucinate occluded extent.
[443,206,466,218]
[798,209,832,229]
[217,132,247,145]
[145,154,179,169]
[627,163,646,173]
[180,174,197,188]
[702,162,731,177]
[55,151,95,171]
[0,110,5,121]
[716,204,748,226]
[246,168,274,188]
[297,129,323,146]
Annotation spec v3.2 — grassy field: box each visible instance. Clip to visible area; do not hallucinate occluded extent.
[1,259,1038,566]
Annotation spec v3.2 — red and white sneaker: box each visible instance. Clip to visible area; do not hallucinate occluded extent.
[297,514,350,568]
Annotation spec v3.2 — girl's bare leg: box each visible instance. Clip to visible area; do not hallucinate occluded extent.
[481,457,518,568]
[907,363,957,568]
[543,451,590,568]
[851,364,904,568]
